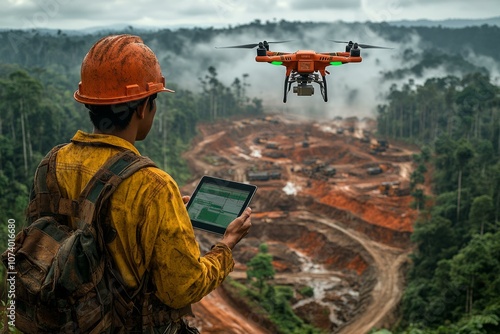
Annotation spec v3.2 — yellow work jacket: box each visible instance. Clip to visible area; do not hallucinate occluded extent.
[54,130,234,309]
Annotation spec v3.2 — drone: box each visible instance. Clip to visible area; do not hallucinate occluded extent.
[216,40,391,103]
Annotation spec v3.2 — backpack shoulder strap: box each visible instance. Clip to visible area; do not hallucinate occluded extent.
[78,150,158,328]
[77,150,157,229]
[27,143,68,224]
[28,145,157,230]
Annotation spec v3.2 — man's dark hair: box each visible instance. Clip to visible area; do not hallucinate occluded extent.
[87,93,157,133]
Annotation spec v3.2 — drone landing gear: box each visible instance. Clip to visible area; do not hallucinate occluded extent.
[320,75,328,102]
[283,76,293,103]
[283,73,328,103]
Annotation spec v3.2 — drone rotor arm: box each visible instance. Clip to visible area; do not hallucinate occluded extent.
[215,43,260,49]
[329,55,362,63]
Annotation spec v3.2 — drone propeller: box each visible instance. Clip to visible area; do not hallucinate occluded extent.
[215,40,292,49]
[330,40,393,49]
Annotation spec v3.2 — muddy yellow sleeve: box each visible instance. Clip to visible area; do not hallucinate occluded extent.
[142,171,234,309]
[54,133,233,310]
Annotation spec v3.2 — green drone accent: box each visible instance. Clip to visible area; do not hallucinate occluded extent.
[271,61,283,65]
[330,61,343,66]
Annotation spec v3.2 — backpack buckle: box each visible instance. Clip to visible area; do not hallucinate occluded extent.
[100,171,113,182]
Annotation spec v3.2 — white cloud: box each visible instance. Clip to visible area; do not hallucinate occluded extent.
[1,0,498,30]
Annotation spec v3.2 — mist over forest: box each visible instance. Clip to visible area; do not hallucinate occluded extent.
[1,20,499,118]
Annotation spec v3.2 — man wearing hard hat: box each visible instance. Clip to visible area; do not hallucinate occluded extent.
[44,35,252,333]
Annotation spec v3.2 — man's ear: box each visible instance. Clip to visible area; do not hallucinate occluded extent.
[135,101,148,119]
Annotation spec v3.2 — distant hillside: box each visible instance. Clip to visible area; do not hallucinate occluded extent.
[387,16,500,28]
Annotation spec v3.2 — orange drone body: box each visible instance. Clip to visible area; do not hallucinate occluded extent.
[216,40,389,103]
[256,50,362,77]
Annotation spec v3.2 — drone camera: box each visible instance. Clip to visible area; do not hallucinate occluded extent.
[293,85,314,96]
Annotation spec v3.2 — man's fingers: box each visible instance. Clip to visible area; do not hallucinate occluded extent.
[220,207,253,249]
[240,207,252,219]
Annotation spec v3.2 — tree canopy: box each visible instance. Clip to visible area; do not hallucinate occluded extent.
[375,70,500,334]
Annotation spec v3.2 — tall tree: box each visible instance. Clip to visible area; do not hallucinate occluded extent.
[468,195,494,236]
[455,140,474,223]
[4,70,43,179]
[247,243,275,293]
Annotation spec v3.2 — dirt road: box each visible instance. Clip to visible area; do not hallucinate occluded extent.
[303,212,410,333]
[193,289,270,334]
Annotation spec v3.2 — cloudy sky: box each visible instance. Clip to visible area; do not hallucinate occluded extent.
[1,0,498,31]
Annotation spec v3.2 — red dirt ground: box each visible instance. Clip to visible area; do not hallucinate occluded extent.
[181,114,422,333]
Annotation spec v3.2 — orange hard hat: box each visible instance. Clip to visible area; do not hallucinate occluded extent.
[74,34,174,105]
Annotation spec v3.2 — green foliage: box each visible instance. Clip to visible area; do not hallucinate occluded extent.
[398,164,500,332]
[376,67,500,333]
[449,233,500,313]
[247,243,275,292]
[299,286,314,298]
[455,314,499,334]
[455,139,474,168]
[377,74,500,154]
[0,144,30,280]
[256,284,320,334]
[370,329,393,334]
[468,195,495,235]
[0,300,23,333]
[240,245,320,333]
[389,313,499,334]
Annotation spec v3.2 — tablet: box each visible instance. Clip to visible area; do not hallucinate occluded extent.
[186,176,257,235]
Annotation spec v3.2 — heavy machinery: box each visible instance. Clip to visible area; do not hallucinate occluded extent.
[370,139,389,153]
[367,166,383,175]
[247,170,282,181]
[378,181,410,196]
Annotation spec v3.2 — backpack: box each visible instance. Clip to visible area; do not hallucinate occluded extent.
[1,145,158,333]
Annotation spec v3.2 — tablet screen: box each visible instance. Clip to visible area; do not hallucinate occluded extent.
[186,176,257,235]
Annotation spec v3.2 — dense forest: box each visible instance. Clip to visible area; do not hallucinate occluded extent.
[1,21,500,333]
[373,75,500,333]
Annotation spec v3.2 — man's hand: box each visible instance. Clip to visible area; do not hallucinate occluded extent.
[220,207,252,250]
[182,196,190,205]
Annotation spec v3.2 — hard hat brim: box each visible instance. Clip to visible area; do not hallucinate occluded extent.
[74,86,174,105]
